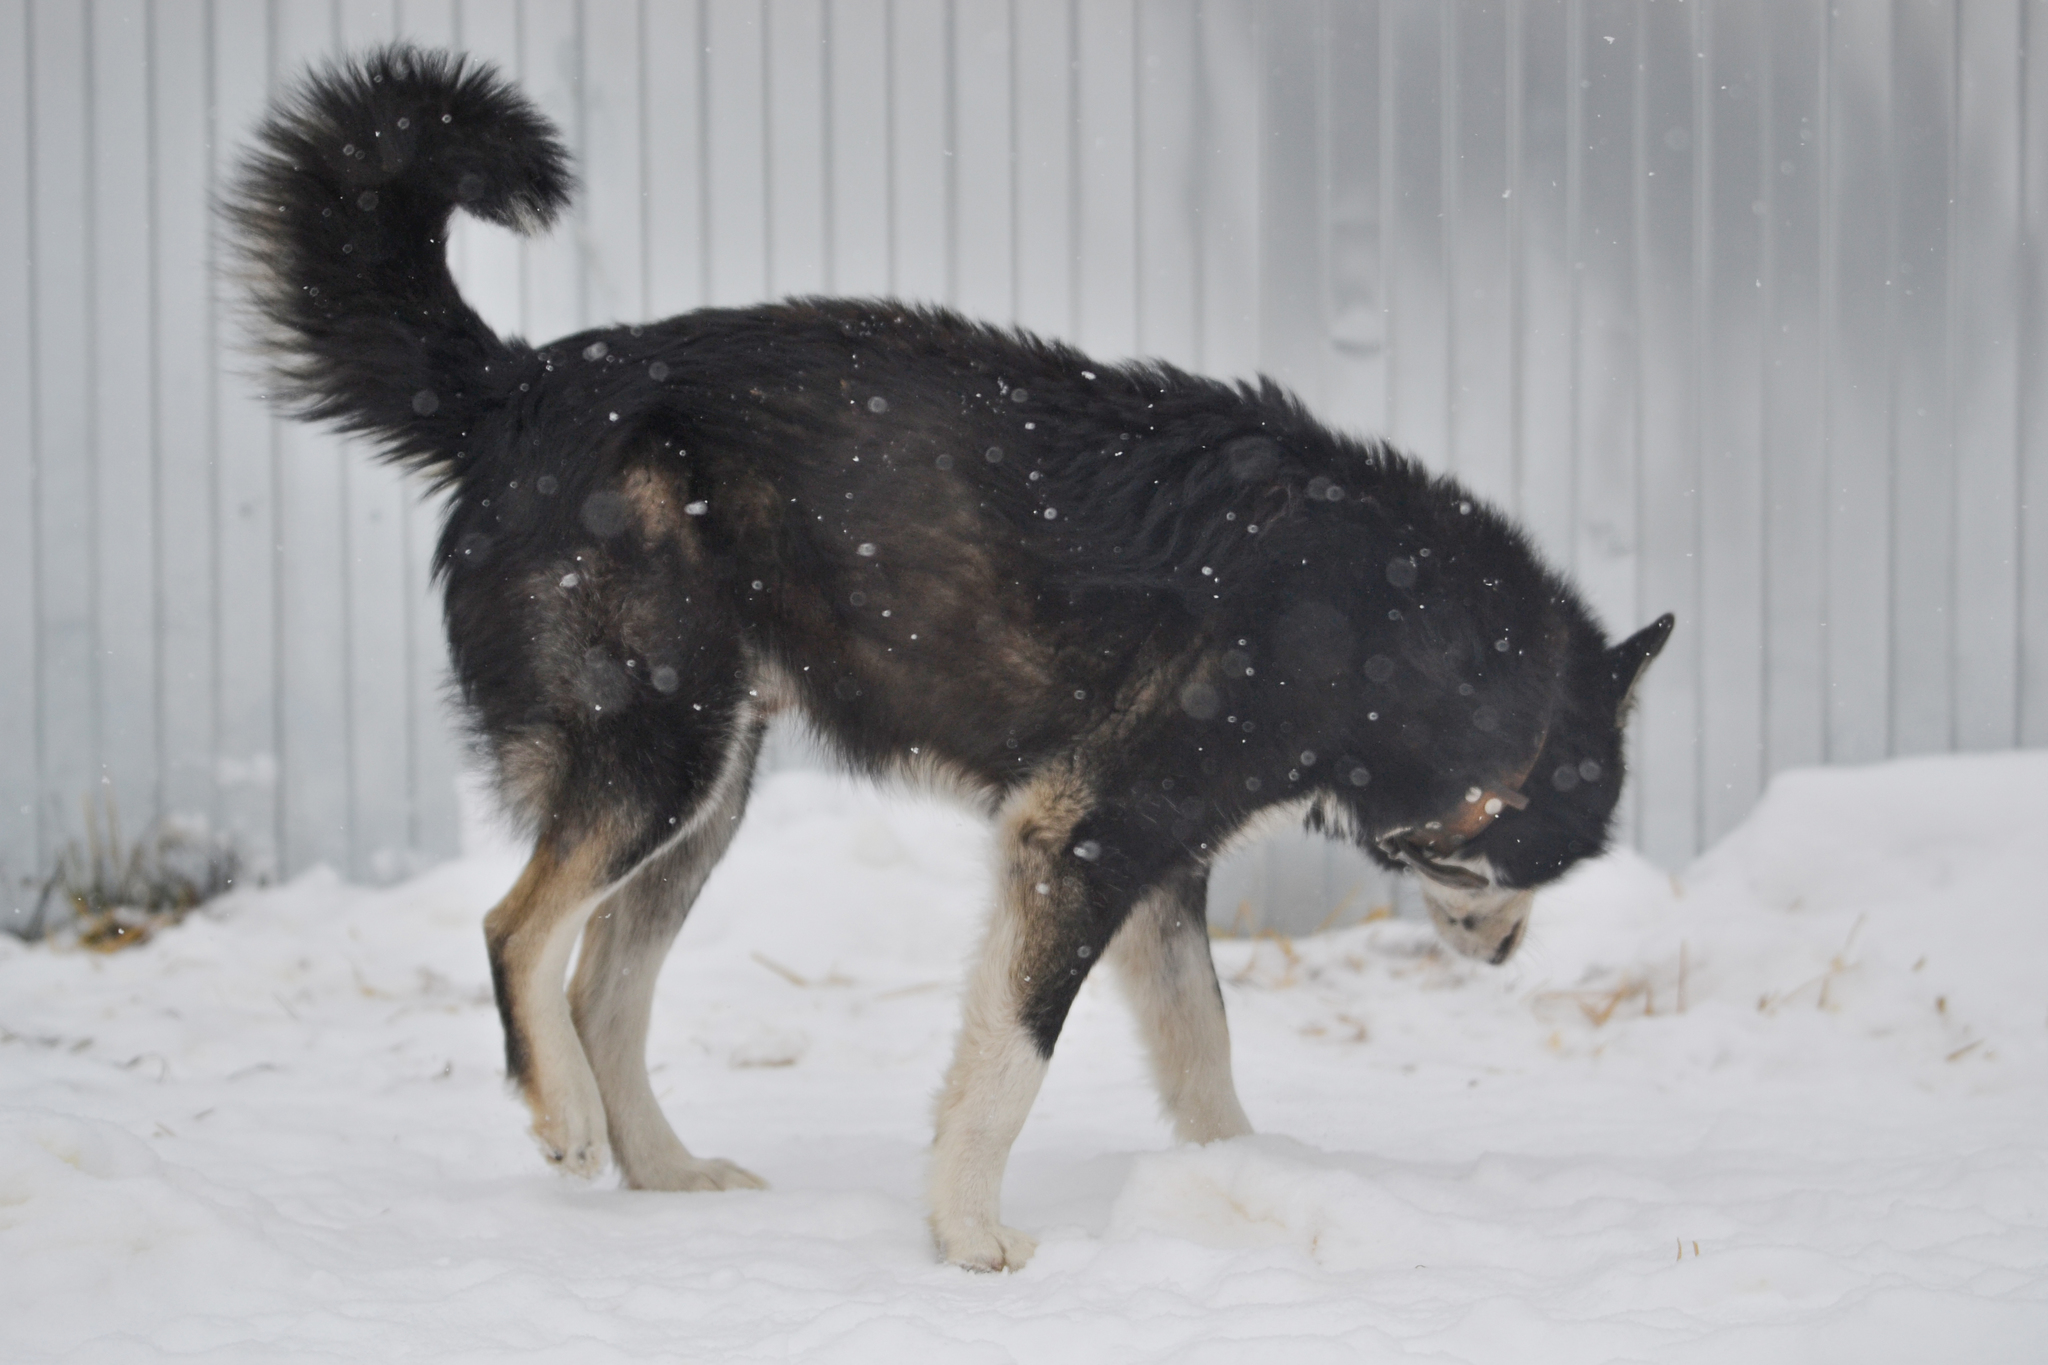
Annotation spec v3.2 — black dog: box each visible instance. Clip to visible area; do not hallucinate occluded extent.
[229,46,1671,1271]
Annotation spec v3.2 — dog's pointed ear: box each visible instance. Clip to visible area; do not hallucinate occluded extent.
[1607,614,1675,726]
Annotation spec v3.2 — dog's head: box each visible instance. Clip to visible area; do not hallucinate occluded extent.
[1372,614,1674,965]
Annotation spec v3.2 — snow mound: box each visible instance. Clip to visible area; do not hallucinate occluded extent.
[1506,749,2047,1078]
[1106,1136,1439,1272]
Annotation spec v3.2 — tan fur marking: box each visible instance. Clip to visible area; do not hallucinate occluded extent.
[882,749,1002,815]
[621,466,684,543]
[495,726,569,833]
[744,655,802,717]
[720,474,785,536]
[1097,632,1203,739]
[1005,764,1090,854]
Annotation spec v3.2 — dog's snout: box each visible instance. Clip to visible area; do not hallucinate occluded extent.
[1421,877,1534,965]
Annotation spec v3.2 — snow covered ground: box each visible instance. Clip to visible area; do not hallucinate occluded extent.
[5,751,2046,1362]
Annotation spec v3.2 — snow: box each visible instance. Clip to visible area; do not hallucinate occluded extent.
[5,751,2046,1362]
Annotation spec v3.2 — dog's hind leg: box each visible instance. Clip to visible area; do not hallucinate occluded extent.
[483,830,629,1178]
[1102,867,1254,1144]
[484,694,759,1181]
[568,718,767,1192]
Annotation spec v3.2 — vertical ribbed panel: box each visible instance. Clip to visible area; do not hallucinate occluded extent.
[0,0,2039,934]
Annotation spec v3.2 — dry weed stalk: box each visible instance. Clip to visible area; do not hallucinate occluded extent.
[1231,928,1303,987]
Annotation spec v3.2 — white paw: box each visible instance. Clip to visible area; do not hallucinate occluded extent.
[530,1074,609,1179]
[623,1153,767,1192]
[934,1219,1038,1273]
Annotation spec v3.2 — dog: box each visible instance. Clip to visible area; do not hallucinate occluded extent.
[228,46,1672,1272]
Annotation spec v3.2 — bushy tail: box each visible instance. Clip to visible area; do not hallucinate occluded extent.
[225,45,573,485]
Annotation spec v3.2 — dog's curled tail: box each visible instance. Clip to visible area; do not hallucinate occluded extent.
[225,44,572,485]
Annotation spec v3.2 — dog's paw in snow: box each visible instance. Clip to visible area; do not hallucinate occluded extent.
[933,1218,1039,1273]
[530,1076,610,1179]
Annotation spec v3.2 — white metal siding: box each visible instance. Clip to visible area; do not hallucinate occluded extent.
[3,0,2044,934]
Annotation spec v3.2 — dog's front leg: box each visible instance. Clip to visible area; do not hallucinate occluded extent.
[929,773,1126,1272]
[928,903,1053,1272]
[1103,867,1254,1144]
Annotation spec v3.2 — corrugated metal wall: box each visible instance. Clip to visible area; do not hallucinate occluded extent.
[4,0,2045,932]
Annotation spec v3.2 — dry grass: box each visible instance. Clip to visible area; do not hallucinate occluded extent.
[1231,928,1303,986]
[749,950,852,989]
[1535,976,1657,1028]
[1755,915,1866,1016]
[13,797,243,951]
[1210,890,1396,943]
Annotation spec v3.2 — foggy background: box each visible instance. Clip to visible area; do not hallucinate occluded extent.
[2,0,2043,931]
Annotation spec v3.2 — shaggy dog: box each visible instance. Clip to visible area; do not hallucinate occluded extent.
[229,46,1671,1271]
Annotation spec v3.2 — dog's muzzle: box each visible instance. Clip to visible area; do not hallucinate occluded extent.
[1419,879,1534,964]
[1377,829,1534,966]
